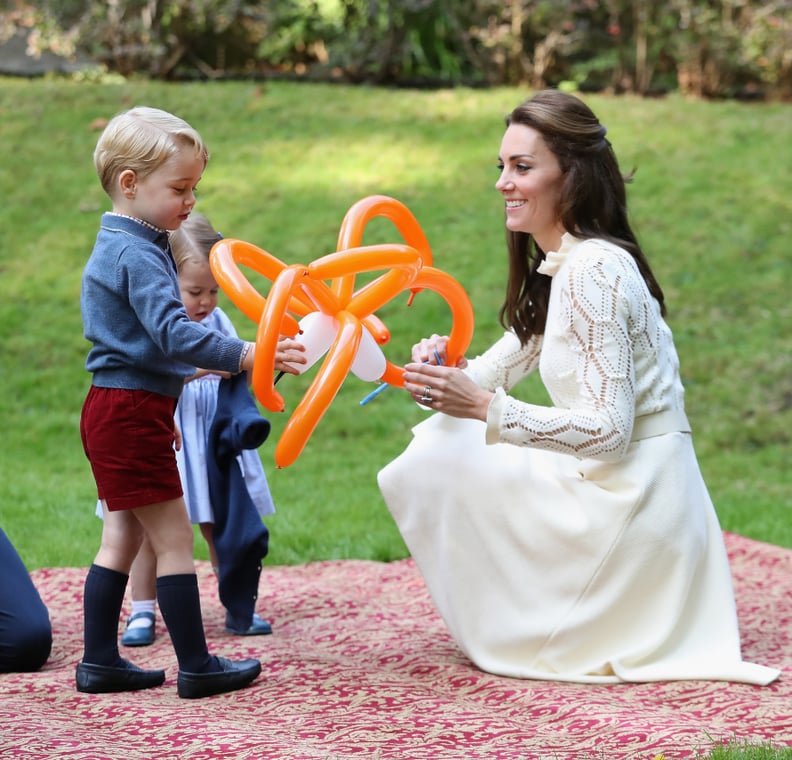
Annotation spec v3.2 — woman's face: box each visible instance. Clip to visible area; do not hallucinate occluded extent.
[495,124,565,251]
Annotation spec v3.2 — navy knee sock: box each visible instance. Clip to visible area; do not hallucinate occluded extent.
[82,564,127,667]
[156,573,218,674]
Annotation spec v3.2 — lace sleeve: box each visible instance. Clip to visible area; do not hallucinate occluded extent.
[486,249,641,462]
[464,330,543,392]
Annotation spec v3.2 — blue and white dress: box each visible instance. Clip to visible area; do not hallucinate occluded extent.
[176,307,275,524]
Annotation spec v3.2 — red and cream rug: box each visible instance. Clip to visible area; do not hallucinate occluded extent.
[1,532,790,759]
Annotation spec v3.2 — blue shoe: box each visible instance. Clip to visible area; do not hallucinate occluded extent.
[225,612,273,636]
[121,612,156,647]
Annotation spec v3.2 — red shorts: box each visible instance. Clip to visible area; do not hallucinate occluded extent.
[80,386,183,511]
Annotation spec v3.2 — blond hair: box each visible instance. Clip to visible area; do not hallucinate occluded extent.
[171,212,221,272]
[93,106,209,196]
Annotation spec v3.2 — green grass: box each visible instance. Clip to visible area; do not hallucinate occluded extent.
[696,739,792,759]
[0,78,790,572]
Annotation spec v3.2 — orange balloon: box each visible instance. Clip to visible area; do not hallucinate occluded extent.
[374,266,475,388]
[210,195,474,467]
[275,311,362,468]
[309,244,422,320]
[362,314,390,345]
[209,239,303,336]
[333,195,433,304]
[251,264,310,413]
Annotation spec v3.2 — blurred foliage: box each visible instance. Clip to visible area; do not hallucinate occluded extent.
[1,0,790,97]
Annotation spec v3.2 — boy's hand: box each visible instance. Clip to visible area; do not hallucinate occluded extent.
[273,336,307,375]
[187,368,232,383]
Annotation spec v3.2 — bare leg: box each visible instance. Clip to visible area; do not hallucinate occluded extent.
[132,497,195,577]
[122,533,159,646]
[95,501,146,572]
[131,498,215,673]
[112,499,261,697]
[78,505,164,688]
[128,536,157,601]
[199,523,219,571]
[88,499,203,670]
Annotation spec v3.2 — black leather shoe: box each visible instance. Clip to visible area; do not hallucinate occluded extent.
[121,612,156,647]
[76,659,166,694]
[177,656,262,699]
[225,612,273,636]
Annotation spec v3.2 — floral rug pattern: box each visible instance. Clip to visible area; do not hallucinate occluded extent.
[1,532,790,759]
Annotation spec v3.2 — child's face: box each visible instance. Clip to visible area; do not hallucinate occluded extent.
[122,147,205,231]
[179,259,219,322]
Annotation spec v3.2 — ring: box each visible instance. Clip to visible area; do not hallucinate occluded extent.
[423,386,432,397]
[419,395,432,404]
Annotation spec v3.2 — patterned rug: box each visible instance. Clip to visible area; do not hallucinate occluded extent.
[1,532,790,760]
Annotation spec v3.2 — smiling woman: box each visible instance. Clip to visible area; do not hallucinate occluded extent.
[496,125,565,251]
[377,89,781,686]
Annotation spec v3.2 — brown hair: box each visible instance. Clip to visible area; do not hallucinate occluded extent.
[498,89,665,343]
[170,212,221,271]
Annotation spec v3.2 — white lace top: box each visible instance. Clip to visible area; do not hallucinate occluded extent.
[379,234,778,686]
[469,233,687,461]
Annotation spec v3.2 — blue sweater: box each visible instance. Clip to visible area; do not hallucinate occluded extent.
[81,213,246,398]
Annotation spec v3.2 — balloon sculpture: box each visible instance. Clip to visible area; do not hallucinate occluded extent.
[209,195,474,468]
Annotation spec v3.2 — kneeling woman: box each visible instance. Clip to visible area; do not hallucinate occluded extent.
[379,90,778,686]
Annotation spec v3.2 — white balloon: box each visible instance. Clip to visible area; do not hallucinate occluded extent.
[284,311,386,382]
[284,312,337,374]
[350,326,387,381]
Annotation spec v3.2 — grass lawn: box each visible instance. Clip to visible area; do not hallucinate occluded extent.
[0,77,789,573]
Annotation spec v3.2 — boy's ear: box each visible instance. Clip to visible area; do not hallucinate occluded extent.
[118,169,138,198]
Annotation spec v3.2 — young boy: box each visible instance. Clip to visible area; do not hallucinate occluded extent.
[79,106,303,698]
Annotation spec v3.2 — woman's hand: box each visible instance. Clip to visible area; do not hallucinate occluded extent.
[411,333,468,369]
[403,361,492,421]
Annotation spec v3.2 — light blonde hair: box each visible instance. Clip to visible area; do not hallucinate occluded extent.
[93,106,209,196]
[171,212,221,272]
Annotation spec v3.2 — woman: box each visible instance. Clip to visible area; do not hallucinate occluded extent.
[378,90,778,685]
